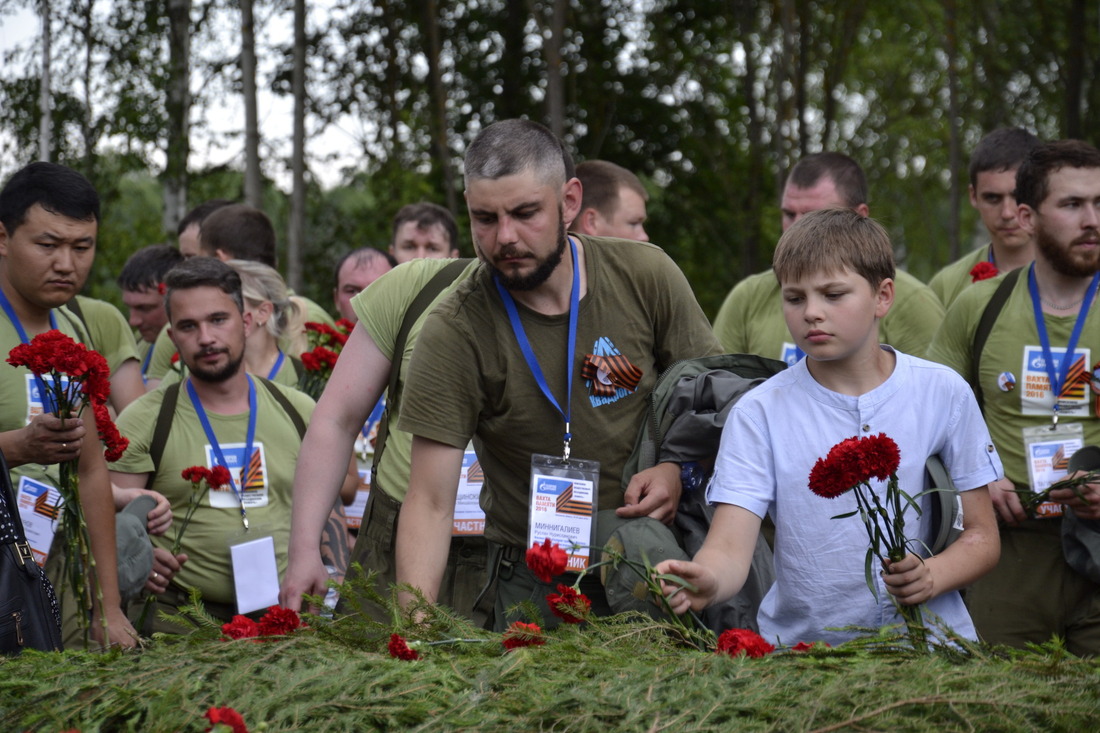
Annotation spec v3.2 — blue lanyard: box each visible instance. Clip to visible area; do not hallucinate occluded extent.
[267,349,285,381]
[1,287,60,400]
[0,287,58,342]
[362,396,385,441]
[493,236,580,459]
[141,344,154,377]
[186,375,257,530]
[1028,263,1100,421]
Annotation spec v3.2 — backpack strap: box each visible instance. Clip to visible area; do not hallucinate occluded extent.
[970,267,1024,412]
[372,258,472,485]
[146,382,182,490]
[144,378,305,491]
[256,376,306,440]
[58,299,93,350]
[288,354,304,383]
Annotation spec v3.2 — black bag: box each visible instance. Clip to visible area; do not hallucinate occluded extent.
[0,448,64,653]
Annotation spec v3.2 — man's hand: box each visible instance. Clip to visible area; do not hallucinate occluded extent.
[145,547,187,595]
[279,553,331,614]
[616,462,682,524]
[114,487,173,536]
[1050,473,1100,520]
[4,413,85,467]
[987,477,1027,526]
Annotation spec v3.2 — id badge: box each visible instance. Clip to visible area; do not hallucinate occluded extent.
[528,453,600,573]
[1023,422,1084,517]
[15,476,61,567]
[228,529,280,614]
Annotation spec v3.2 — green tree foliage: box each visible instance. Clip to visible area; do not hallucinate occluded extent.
[1,0,1097,318]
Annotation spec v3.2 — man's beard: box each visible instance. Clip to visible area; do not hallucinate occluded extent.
[188,348,244,384]
[1036,222,1100,278]
[485,218,568,292]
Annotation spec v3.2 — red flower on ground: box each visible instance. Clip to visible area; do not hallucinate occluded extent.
[257,606,302,636]
[221,615,259,640]
[715,628,775,658]
[204,706,249,733]
[208,465,233,490]
[808,433,900,499]
[546,583,591,624]
[526,538,568,583]
[970,261,999,283]
[791,641,830,652]
[502,621,546,650]
[388,633,420,660]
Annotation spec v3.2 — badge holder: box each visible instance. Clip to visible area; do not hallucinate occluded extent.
[227,523,280,614]
[528,453,600,574]
[1023,421,1084,517]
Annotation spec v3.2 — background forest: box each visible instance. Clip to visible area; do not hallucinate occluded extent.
[1,0,1097,318]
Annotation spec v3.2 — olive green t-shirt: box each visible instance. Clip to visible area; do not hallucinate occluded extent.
[928,272,1100,489]
[71,296,140,373]
[712,268,945,361]
[398,235,723,547]
[927,245,992,309]
[352,258,480,502]
[111,379,315,603]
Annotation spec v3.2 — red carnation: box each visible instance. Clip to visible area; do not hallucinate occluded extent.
[209,465,233,490]
[970,261,999,283]
[808,433,900,499]
[257,606,302,636]
[791,641,830,652]
[335,318,355,332]
[181,465,212,485]
[860,433,901,481]
[526,538,568,583]
[547,583,591,624]
[715,628,775,658]
[93,402,129,462]
[502,621,546,650]
[388,633,420,660]
[170,352,180,364]
[157,282,167,295]
[221,616,259,640]
[204,706,249,733]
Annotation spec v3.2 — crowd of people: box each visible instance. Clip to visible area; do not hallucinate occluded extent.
[3,119,1100,657]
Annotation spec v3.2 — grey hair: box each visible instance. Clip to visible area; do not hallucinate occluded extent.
[463,119,575,188]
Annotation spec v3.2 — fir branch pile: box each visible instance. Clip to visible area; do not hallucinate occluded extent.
[2,577,1098,732]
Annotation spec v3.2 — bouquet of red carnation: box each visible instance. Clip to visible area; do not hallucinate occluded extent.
[808,432,927,648]
[297,320,353,399]
[7,330,128,642]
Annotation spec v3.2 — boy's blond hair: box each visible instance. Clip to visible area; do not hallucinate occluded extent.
[772,208,895,289]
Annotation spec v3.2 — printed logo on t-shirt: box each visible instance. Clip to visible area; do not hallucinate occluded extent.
[1019,346,1092,417]
[780,342,804,366]
[202,442,270,508]
[582,337,643,407]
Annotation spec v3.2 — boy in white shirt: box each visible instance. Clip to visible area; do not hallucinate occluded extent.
[657,208,1003,646]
